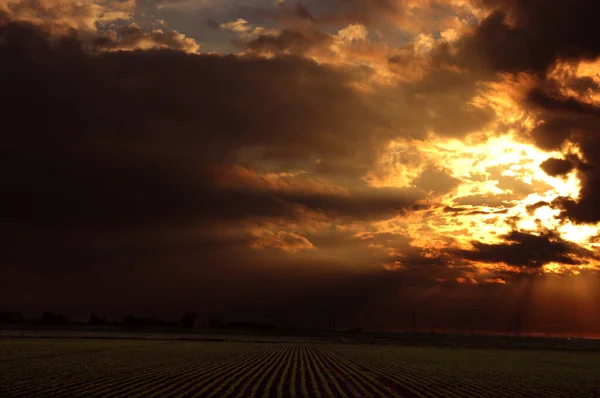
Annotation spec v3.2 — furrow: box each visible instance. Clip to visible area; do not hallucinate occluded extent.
[124,349,262,397]
[91,349,249,397]
[229,345,284,398]
[306,344,340,398]
[168,346,275,398]
[190,345,283,397]
[263,345,293,398]
[145,346,265,398]
[275,344,297,398]
[317,346,391,398]
[246,345,290,398]
[205,346,283,398]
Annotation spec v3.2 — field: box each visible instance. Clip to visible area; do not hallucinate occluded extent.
[2,336,600,397]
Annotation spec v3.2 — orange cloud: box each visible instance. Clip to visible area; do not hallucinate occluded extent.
[0,0,200,52]
[249,229,316,252]
[0,0,134,33]
[214,165,348,196]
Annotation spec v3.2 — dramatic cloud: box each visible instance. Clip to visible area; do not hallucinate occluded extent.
[98,23,201,52]
[0,0,201,51]
[0,0,135,32]
[453,230,596,268]
[267,0,478,36]
[2,0,600,334]
[1,21,426,229]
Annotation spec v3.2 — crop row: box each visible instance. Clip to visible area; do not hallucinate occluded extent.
[2,342,397,397]
[324,344,600,398]
[2,340,600,397]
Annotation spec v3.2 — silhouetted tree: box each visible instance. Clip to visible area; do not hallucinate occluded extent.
[89,314,104,326]
[121,315,148,328]
[227,321,277,331]
[180,312,198,329]
[0,311,25,325]
[38,311,68,325]
[209,318,223,329]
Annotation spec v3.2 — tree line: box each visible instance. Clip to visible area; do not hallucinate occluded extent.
[0,310,280,331]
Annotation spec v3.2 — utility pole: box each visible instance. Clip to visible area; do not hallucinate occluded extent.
[332,311,336,332]
[328,310,336,333]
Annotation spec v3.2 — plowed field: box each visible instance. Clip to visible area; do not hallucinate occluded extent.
[2,338,600,397]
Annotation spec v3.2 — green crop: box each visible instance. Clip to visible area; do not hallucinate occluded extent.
[2,336,600,397]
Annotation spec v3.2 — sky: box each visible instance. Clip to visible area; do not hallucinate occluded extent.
[1,0,600,334]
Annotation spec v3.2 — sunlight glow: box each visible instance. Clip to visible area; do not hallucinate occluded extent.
[367,131,600,274]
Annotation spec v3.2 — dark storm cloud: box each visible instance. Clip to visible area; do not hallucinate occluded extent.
[451,1,600,227]
[540,158,576,177]
[524,83,600,224]
[525,201,550,215]
[539,154,590,177]
[0,5,493,228]
[452,230,594,268]
[465,0,600,73]
[239,26,496,140]
[242,27,331,55]
[1,147,420,229]
[564,76,600,96]
[0,18,408,220]
[524,86,600,149]
[446,11,544,73]
[0,16,429,284]
[527,89,600,117]
[0,18,438,326]
[520,68,600,223]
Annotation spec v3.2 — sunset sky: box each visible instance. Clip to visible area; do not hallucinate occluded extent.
[2,0,600,334]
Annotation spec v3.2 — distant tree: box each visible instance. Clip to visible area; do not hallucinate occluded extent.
[223,321,278,332]
[153,319,173,327]
[38,311,68,325]
[89,314,104,326]
[180,312,198,329]
[0,311,25,325]
[209,318,223,329]
[263,323,278,331]
[121,315,148,328]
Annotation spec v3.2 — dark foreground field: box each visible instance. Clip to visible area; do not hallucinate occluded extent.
[2,336,600,397]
